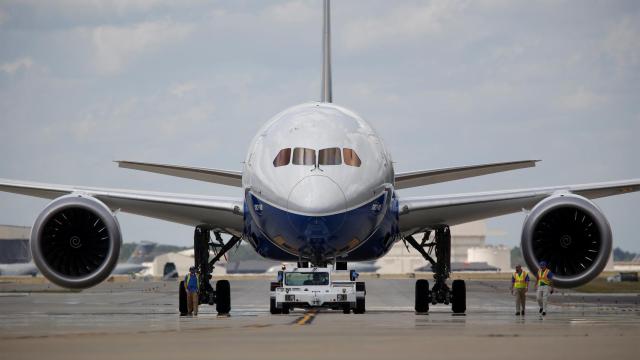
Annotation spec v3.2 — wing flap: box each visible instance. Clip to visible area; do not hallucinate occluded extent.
[399,178,640,234]
[116,161,242,187]
[395,160,539,189]
[0,178,244,235]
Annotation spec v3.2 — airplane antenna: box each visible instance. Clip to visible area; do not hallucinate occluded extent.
[321,0,332,103]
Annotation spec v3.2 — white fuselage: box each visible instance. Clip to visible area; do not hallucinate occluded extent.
[241,103,399,264]
[243,102,394,213]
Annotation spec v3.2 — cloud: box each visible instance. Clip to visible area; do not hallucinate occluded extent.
[90,20,193,74]
[18,0,172,15]
[170,81,196,97]
[559,88,608,110]
[0,57,34,74]
[264,0,316,24]
[603,17,640,69]
[0,8,7,25]
[343,0,467,51]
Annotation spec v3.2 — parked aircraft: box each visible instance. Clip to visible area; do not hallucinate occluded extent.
[0,241,155,276]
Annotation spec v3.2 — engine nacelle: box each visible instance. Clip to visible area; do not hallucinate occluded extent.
[30,195,122,289]
[521,193,612,288]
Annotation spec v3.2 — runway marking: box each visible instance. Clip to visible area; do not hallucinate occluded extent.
[0,293,29,297]
[294,309,317,325]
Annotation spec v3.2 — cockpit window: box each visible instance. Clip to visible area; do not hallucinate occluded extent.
[318,147,342,165]
[273,148,291,167]
[343,148,362,167]
[292,148,316,165]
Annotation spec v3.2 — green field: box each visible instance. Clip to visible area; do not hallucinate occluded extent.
[575,277,640,293]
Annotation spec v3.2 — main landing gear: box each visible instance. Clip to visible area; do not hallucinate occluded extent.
[405,225,466,314]
[179,225,241,316]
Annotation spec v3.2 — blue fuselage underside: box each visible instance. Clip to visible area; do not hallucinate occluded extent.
[244,191,400,262]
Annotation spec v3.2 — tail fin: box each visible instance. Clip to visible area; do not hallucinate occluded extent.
[127,241,156,264]
[321,0,332,103]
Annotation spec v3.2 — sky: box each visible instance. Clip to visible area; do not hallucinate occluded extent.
[0,0,639,251]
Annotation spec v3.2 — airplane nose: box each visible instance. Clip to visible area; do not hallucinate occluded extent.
[287,175,347,214]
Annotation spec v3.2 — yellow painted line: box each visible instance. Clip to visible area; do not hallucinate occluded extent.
[295,309,317,325]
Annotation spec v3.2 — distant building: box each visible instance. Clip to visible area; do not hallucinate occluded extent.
[377,221,488,273]
[0,225,31,264]
[467,245,511,272]
[225,242,280,274]
[151,249,227,278]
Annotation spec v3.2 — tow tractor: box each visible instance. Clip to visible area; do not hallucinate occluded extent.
[270,266,366,314]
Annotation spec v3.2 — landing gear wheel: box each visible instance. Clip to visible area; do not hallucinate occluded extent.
[269,297,281,314]
[451,279,466,314]
[215,280,231,315]
[178,281,188,316]
[415,279,430,313]
[281,304,290,314]
[354,297,366,314]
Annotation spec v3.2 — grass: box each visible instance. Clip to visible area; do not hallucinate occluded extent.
[575,277,640,293]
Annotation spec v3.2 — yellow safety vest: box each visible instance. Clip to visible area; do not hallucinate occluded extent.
[513,271,528,289]
[538,269,551,286]
[184,274,200,291]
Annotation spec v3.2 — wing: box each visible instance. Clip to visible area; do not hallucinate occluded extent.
[394,160,539,189]
[0,178,244,236]
[112,263,148,275]
[116,161,242,187]
[399,178,640,234]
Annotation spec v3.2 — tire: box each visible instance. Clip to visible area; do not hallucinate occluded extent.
[343,305,351,314]
[179,281,188,316]
[281,304,290,314]
[354,297,366,314]
[269,297,281,314]
[451,279,466,314]
[415,279,429,313]
[216,280,231,315]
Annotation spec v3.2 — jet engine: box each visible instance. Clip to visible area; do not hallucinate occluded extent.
[521,193,612,288]
[30,195,122,289]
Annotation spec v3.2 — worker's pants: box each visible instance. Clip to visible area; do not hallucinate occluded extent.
[514,288,527,313]
[187,291,199,315]
[536,286,550,313]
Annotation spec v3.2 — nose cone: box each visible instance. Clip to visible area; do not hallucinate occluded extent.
[287,175,347,215]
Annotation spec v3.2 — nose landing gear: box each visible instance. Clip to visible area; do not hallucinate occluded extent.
[405,225,466,314]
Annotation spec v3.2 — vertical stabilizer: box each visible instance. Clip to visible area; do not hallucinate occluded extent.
[321,0,332,103]
[127,241,156,264]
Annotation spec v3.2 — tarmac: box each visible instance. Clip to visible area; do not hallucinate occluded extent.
[0,277,639,360]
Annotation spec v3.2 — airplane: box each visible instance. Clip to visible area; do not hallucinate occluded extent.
[0,241,156,276]
[0,0,639,315]
[110,241,156,275]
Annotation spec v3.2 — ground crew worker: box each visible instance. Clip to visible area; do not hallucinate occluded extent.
[184,266,200,316]
[277,264,286,285]
[350,269,360,281]
[510,264,530,316]
[535,261,554,316]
